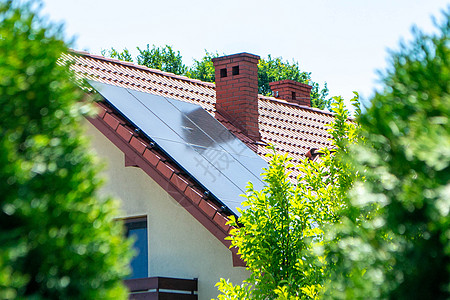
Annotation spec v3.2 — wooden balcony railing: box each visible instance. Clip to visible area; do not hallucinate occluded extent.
[124,277,198,300]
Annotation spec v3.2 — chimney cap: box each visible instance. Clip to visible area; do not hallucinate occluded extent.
[269,79,312,90]
[212,52,260,65]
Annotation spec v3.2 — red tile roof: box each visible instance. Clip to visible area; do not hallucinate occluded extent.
[64,50,334,179]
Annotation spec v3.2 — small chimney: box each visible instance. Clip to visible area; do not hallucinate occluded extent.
[212,53,260,140]
[269,79,312,107]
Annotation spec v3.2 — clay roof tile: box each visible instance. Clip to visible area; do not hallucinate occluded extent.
[66,50,334,171]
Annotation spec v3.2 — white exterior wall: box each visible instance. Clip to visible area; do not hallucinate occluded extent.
[85,122,250,300]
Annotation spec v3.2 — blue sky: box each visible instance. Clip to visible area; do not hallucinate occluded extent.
[41,0,448,108]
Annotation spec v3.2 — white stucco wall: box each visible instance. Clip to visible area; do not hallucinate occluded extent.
[85,121,250,300]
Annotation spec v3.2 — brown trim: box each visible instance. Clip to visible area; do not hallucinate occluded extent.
[232,252,246,267]
[125,277,198,300]
[88,113,233,251]
[125,277,198,292]
[125,154,139,167]
[122,216,148,224]
[88,99,248,266]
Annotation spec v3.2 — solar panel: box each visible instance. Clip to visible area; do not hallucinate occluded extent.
[89,81,267,215]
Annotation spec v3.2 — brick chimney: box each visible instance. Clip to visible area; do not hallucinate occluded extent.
[212,53,260,140]
[269,79,312,107]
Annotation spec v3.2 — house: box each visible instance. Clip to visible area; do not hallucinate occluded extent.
[64,50,335,299]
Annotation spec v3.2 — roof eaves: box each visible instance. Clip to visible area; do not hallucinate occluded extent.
[87,100,245,265]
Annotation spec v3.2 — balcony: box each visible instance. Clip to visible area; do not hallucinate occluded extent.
[125,277,198,300]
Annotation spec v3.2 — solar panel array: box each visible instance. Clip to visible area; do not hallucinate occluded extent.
[89,81,267,215]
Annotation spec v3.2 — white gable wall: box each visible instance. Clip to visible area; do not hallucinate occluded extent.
[84,121,250,300]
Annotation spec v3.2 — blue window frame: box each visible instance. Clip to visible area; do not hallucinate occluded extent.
[125,217,148,279]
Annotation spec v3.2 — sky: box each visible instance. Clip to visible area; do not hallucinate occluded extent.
[41,0,449,108]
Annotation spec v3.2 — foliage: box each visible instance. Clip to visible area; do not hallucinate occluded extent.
[185,50,219,83]
[309,82,330,111]
[101,47,133,62]
[257,55,331,110]
[102,45,187,75]
[136,44,187,75]
[325,11,450,299]
[0,1,132,299]
[257,55,309,95]
[216,95,361,299]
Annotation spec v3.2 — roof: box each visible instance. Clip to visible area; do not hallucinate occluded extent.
[63,50,335,262]
[63,50,335,179]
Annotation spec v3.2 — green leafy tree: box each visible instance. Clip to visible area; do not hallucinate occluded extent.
[257,55,310,95]
[325,12,450,299]
[309,82,330,111]
[185,50,219,83]
[257,55,330,110]
[102,45,187,75]
[136,44,187,75]
[0,1,132,299]
[216,95,362,300]
[101,47,133,62]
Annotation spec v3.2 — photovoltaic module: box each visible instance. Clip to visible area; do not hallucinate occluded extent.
[89,81,267,216]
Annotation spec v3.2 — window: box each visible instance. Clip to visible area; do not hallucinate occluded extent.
[220,68,227,78]
[124,217,148,279]
[232,65,239,75]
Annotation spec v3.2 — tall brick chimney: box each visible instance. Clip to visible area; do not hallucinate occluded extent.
[269,79,312,107]
[212,53,260,140]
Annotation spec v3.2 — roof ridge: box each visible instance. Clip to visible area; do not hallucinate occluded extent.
[68,49,333,117]
[258,95,334,116]
[68,49,216,89]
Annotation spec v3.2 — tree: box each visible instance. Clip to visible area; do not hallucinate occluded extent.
[102,45,187,75]
[257,55,331,109]
[325,11,450,299]
[136,44,187,75]
[216,95,362,300]
[185,50,219,83]
[101,47,133,62]
[0,1,132,298]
